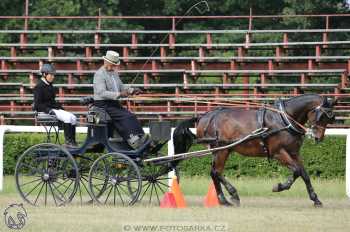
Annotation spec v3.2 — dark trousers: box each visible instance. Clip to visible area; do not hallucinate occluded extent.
[94,100,144,141]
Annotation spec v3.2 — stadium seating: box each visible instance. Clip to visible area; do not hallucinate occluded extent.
[0,15,349,124]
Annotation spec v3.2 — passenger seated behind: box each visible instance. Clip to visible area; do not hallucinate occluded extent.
[33,64,78,147]
[93,50,149,149]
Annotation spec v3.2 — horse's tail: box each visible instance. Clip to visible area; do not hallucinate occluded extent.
[173,117,198,154]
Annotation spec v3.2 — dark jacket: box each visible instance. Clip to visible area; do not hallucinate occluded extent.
[33,79,63,113]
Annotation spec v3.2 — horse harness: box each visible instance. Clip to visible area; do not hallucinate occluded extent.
[257,98,335,160]
[199,107,284,150]
[199,98,334,161]
[256,101,306,161]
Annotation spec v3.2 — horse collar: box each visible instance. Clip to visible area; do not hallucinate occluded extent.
[276,100,306,135]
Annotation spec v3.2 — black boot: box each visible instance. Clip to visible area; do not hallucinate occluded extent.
[63,123,72,146]
[63,123,77,147]
[70,124,78,146]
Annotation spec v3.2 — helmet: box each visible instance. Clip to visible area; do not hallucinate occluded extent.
[40,64,56,75]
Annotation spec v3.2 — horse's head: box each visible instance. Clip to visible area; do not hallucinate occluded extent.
[307,97,337,142]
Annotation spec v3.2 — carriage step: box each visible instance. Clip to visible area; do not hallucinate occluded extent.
[108,137,123,143]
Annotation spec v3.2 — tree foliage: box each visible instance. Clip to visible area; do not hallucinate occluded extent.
[0,0,349,43]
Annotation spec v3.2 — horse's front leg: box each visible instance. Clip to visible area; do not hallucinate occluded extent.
[273,149,301,192]
[274,150,322,207]
[295,157,323,207]
[272,169,300,192]
[211,150,233,206]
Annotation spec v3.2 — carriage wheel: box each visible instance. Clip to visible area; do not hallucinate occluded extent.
[138,163,179,205]
[88,152,141,206]
[15,143,79,206]
[74,155,108,204]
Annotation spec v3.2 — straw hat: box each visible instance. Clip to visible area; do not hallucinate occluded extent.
[103,50,120,65]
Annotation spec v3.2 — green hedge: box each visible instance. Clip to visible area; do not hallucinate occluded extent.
[3,134,346,178]
[178,136,346,178]
[3,134,47,175]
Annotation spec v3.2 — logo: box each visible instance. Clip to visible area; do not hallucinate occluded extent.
[3,203,28,230]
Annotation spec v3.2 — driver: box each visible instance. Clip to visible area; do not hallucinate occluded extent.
[93,50,148,149]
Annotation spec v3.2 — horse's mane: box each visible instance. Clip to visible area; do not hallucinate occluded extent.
[284,94,324,104]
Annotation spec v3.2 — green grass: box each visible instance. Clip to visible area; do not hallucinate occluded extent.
[180,176,347,199]
[1,176,349,232]
[3,176,347,198]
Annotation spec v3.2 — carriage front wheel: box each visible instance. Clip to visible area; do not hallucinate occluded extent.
[88,152,142,206]
[15,143,79,206]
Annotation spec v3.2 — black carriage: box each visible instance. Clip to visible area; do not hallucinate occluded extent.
[14,97,177,207]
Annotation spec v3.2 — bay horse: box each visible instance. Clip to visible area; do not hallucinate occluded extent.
[173,94,336,207]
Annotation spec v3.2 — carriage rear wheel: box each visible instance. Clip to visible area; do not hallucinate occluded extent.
[88,152,142,206]
[15,143,79,206]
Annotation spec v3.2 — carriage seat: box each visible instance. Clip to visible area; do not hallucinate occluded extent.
[35,112,59,124]
[80,96,170,151]
[34,111,61,143]
[81,96,112,125]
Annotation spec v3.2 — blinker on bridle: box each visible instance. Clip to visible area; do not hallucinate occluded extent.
[310,102,335,131]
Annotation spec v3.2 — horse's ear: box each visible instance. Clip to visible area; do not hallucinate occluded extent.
[327,98,338,107]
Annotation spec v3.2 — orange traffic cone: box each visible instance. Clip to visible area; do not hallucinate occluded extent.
[203,182,220,207]
[171,176,187,208]
[160,192,177,208]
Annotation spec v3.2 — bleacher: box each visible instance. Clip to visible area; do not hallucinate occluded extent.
[0,14,350,125]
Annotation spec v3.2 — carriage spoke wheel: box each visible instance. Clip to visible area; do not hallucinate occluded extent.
[88,153,141,206]
[73,155,106,205]
[138,164,179,205]
[15,143,79,206]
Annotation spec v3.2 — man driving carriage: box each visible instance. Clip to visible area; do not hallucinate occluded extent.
[93,50,149,149]
[33,64,78,147]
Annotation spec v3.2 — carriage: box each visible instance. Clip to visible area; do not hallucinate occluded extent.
[14,97,179,206]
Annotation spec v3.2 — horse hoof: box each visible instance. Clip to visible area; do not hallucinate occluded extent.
[230,198,240,207]
[218,194,232,206]
[219,201,232,207]
[314,201,323,208]
[272,184,281,192]
[218,198,233,206]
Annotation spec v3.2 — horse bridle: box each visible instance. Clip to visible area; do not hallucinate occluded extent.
[276,98,335,135]
[310,102,335,131]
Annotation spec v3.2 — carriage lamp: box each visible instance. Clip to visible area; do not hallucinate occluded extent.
[87,111,97,124]
[87,110,102,124]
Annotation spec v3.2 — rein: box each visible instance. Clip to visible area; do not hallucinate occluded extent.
[132,95,309,132]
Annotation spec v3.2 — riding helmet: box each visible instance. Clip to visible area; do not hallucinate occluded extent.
[40,64,56,75]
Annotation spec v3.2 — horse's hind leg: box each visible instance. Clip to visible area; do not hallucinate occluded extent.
[217,174,240,206]
[211,149,239,206]
[210,168,231,206]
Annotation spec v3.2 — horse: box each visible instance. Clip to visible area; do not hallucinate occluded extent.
[173,94,336,207]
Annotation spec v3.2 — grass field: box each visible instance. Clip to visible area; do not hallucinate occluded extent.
[1,176,349,232]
